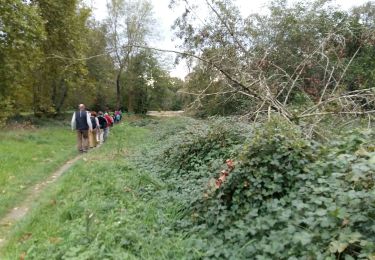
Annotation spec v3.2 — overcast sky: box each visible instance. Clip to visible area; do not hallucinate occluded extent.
[86,0,371,78]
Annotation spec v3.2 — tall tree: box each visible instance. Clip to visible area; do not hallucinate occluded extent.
[106,0,155,111]
[33,0,91,115]
[121,51,184,113]
[84,20,116,111]
[0,0,45,122]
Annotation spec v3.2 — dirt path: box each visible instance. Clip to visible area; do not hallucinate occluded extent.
[146,110,184,117]
[0,155,83,249]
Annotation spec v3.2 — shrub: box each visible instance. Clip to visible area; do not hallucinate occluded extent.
[160,117,252,175]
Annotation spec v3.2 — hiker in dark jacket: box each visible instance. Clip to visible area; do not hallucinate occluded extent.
[97,111,107,144]
[71,104,93,153]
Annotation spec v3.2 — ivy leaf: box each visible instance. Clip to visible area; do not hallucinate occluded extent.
[329,240,348,253]
[345,255,355,260]
[293,231,312,246]
[315,208,327,216]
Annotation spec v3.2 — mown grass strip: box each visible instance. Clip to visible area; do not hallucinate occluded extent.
[0,126,76,218]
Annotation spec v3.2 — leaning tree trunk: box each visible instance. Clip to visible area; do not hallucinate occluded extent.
[55,79,68,114]
[116,72,121,109]
[127,89,134,113]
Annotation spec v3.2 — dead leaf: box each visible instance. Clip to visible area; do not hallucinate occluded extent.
[329,240,348,253]
[20,252,26,260]
[19,233,32,242]
[342,218,349,227]
[49,237,61,244]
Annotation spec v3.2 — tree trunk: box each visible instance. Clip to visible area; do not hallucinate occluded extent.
[116,65,124,110]
[55,79,68,114]
[33,83,40,116]
[33,70,43,117]
[127,90,134,112]
[116,71,121,109]
[51,80,57,109]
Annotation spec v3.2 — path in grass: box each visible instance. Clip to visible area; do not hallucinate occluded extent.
[0,119,199,259]
[146,110,184,117]
[0,155,82,248]
[0,126,76,218]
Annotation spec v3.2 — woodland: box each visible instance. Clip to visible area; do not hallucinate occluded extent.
[0,0,374,259]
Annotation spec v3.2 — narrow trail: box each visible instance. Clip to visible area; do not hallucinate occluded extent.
[146,110,184,117]
[0,154,83,249]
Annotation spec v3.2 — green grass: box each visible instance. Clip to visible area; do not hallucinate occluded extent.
[0,125,76,219]
[1,120,198,259]
[1,116,374,259]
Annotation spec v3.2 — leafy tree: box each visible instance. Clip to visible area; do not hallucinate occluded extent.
[344,2,375,92]
[122,51,184,113]
[32,0,91,115]
[83,20,116,111]
[0,0,45,119]
[183,63,253,117]
[106,0,155,111]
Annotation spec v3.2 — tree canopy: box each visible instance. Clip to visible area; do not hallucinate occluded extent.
[0,0,182,124]
[0,0,374,127]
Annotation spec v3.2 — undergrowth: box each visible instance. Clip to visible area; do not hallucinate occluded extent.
[134,116,375,259]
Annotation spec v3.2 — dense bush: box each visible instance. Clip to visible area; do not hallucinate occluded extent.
[160,118,252,175]
[137,117,375,259]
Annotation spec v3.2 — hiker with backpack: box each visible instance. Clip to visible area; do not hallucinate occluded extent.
[114,110,122,123]
[89,111,99,148]
[97,111,107,144]
[103,112,113,142]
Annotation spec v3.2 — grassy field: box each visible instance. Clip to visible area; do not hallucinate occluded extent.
[1,119,198,259]
[0,122,76,219]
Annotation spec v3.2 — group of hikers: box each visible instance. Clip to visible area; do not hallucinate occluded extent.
[71,104,122,153]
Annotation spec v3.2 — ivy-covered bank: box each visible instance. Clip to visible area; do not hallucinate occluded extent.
[135,117,375,259]
[2,117,374,259]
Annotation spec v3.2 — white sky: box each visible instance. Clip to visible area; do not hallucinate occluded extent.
[86,0,372,79]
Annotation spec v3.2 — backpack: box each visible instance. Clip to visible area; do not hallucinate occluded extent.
[105,115,113,127]
[98,116,107,129]
[90,117,97,129]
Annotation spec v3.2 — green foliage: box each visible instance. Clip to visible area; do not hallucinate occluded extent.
[161,118,251,174]
[206,118,315,212]
[0,96,13,126]
[174,0,375,118]
[183,66,253,117]
[139,117,375,259]
[33,0,92,114]
[85,21,116,111]
[0,0,45,111]
[0,0,102,116]
[1,117,374,259]
[122,51,185,113]
[344,2,375,91]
